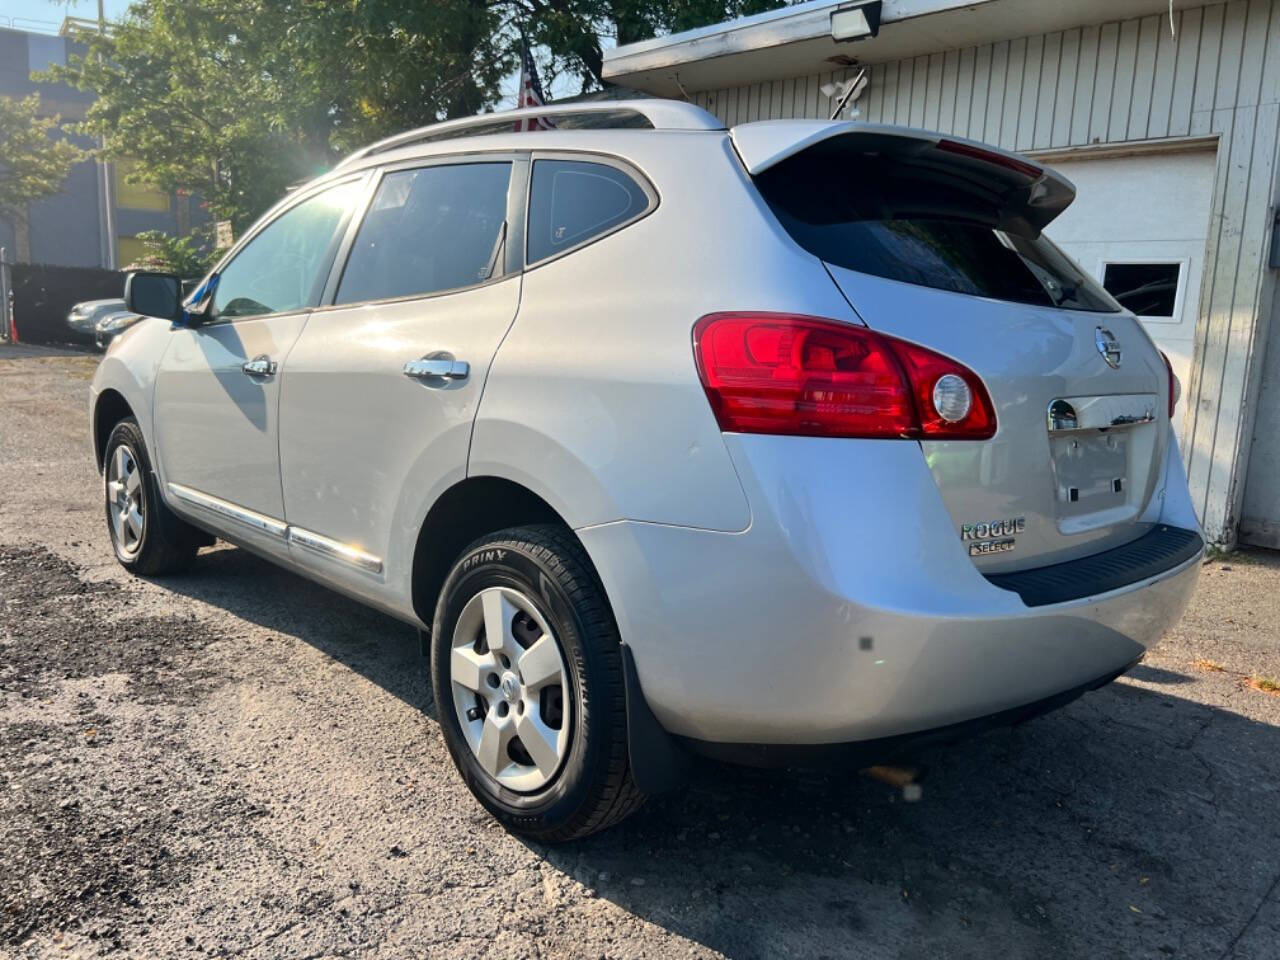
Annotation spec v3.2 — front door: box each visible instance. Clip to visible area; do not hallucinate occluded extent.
[154,178,364,554]
[278,158,521,609]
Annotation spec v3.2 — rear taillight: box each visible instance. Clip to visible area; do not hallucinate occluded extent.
[693,313,996,440]
[1161,351,1180,418]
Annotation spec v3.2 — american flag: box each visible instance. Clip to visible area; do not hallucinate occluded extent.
[514,36,555,131]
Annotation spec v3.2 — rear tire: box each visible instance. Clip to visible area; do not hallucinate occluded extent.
[431,524,645,841]
[103,418,200,575]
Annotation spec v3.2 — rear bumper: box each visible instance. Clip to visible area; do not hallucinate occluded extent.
[579,432,1203,745]
[680,655,1141,768]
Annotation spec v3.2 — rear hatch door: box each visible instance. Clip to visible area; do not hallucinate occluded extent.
[744,123,1171,573]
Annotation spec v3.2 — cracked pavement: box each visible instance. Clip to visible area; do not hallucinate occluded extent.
[2,343,1279,959]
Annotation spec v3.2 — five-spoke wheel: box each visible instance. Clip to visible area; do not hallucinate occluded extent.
[106,444,145,558]
[431,525,645,841]
[102,417,201,574]
[450,586,570,791]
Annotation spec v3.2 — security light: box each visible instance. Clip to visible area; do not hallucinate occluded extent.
[830,1,882,42]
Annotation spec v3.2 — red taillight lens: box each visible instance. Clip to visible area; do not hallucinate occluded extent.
[1161,350,1180,418]
[693,313,996,440]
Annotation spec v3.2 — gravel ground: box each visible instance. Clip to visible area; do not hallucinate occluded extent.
[2,342,1279,960]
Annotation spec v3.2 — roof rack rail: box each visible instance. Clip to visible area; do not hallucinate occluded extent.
[334,99,724,170]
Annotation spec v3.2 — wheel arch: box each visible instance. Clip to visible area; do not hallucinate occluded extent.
[412,479,690,796]
[93,388,135,472]
[410,475,572,629]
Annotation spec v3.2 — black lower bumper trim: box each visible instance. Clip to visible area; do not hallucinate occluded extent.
[984,524,1203,607]
[678,656,1141,769]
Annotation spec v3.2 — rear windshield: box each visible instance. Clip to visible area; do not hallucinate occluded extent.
[756,146,1120,314]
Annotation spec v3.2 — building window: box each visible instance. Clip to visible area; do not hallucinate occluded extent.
[1101,262,1182,319]
[117,235,150,267]
[115,159,170,212]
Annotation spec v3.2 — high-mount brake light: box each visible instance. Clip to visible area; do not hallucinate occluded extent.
[935,138,1043,180]
[693,313,996,440]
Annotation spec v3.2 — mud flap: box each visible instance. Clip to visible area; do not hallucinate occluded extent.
[621,642,690,794]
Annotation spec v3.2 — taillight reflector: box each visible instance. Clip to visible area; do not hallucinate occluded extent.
[693,313,996,440]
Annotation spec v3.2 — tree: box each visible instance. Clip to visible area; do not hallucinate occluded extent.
[0,93,85,220]
[497,0,789,93]
[48,0,787,231]
[49,0,510,233]
[122,228,225,277]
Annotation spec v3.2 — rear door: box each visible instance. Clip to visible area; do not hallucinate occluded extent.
[277,156,523,607]
[748,127,1172,573]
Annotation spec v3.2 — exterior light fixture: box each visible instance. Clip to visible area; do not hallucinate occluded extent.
[830,0,882,42]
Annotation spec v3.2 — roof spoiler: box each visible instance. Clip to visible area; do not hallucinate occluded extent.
[731,120,1075,233]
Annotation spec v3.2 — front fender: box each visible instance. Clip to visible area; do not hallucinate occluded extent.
[89,318,172,472]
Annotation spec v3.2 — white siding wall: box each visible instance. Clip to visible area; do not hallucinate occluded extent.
[693,0,1280,546]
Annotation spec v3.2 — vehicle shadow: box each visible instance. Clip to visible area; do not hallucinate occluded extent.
[160,544,1280,960]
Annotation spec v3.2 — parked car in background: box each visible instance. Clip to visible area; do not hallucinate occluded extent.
[67,299,127,337]
[90,101,1204,842]
[93,310,143,351]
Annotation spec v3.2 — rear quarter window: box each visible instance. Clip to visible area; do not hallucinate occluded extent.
[527,159,651,264]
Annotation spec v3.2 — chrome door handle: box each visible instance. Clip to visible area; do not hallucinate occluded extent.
[403,357,470,381]
[242,355,277,377]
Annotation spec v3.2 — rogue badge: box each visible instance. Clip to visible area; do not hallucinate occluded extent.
[961,516,1026,556]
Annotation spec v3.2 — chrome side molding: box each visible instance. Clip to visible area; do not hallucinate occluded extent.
[286,526,384,574]
[165,483,383,575]
[1047,394,1158,433]
[167,482,288,538]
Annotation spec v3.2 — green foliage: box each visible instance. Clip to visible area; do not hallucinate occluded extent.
[122,229,224,277]
[48,0,510,233]
[46,0,787,230]
[0,94,86,217]
[505,0,788,93]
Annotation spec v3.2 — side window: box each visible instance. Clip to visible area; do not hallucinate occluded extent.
[334,162,511,306]
[527,159,650,264]
[212,180,359,320]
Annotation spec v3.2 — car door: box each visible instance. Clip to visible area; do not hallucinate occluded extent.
[277,156,524,609]
[153,177,365,557]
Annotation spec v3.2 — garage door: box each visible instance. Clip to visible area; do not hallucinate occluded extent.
[1044,148,1217,447]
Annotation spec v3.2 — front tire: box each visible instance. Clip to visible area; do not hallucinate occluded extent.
[431,525,645,841]
[103,418,200,575]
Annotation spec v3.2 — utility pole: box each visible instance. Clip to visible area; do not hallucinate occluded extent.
[97,0,116,270]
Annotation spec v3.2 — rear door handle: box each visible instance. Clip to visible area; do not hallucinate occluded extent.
[242,355,277,377]
[403,357,470,381]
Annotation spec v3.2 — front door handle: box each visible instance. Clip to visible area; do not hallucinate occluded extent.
[242,355,277,377]
[403,356,470,381]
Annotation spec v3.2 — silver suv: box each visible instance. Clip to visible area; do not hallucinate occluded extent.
[91,101,1204,840]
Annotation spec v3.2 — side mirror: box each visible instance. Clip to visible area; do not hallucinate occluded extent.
[124,271,183,322]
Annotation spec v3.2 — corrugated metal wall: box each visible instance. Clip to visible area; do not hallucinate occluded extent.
[693,0,1280,545]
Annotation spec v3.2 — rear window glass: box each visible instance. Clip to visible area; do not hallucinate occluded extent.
[756,149,1119,314]
[527,159,650,264]
[335,162,510,305]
